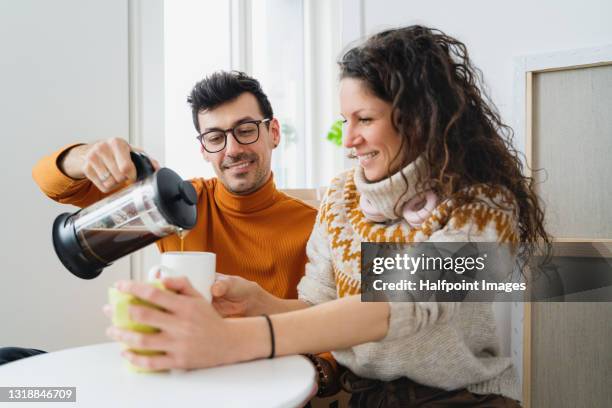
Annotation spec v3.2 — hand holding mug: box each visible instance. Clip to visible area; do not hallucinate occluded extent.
[107,280,169,372]
[106,277,242,371]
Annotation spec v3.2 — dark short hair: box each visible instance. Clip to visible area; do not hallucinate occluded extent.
[187,70,273,133]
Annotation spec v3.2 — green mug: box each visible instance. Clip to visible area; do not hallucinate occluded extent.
[108,280,168,373]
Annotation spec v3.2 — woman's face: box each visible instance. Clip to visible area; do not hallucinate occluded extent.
[340,78,404,182]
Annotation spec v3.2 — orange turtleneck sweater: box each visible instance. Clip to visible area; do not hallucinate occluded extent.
[32,145,317,300]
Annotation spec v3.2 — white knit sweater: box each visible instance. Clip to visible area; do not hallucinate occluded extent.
[297,161,521,401]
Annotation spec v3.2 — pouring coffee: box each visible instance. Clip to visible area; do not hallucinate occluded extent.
[52,152,197,280]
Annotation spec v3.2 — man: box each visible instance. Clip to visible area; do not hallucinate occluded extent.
[1,71,317,362]
[36,70,316,298]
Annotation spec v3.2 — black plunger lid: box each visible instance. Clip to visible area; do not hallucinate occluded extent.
[153,168,197,229]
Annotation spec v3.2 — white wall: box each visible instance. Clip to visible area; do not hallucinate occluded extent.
[361,0,612,154]
[358,0,612,385]
[0,0,131,351]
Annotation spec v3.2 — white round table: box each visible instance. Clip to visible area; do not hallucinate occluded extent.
[0,342,317,408]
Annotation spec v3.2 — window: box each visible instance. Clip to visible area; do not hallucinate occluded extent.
[240,0,346,188]
[164,0,231,180]
[250,0,306,187]
[163,0,346,186]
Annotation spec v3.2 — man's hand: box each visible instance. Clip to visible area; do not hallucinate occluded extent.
[210,273,263,317]
[211,274,310,316]
[59,137,160,193]
[105,277,242,371]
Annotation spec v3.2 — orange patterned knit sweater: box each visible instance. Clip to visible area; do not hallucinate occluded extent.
[297,159,522,401]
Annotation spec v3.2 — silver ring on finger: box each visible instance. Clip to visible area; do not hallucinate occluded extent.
[100,172,111,182]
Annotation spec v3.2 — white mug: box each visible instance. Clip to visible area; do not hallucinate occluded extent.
[148,252,216,302]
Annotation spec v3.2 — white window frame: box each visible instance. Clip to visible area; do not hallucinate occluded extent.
[231,0,351,188]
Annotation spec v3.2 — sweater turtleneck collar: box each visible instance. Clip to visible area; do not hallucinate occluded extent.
[214,173,278,213]
[353,156,428,221]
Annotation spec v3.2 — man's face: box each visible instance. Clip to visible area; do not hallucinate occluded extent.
[198,92,280,195]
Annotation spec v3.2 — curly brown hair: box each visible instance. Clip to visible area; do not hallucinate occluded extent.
[339,25,550,266]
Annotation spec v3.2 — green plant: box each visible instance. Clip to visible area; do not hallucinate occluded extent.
[326,119,343,146]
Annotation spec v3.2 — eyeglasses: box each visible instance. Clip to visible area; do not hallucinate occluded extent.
[196,118,272,153]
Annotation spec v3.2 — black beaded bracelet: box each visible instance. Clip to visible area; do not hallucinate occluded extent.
[304,353,332,397]
[262,314,275,359]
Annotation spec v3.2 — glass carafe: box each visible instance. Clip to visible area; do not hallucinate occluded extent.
[52,152,197,279]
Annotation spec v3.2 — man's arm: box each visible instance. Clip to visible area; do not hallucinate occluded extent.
[33,137,158,207]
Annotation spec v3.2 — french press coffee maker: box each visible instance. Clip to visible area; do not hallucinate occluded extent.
[52,152,197,280]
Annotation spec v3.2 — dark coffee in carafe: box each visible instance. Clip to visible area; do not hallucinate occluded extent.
[53,152,197,279]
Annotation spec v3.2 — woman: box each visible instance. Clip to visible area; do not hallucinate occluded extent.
[108,25,548,407]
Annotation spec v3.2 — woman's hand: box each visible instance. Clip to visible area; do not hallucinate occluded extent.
[105,277,249,371]
[210,273,263,317]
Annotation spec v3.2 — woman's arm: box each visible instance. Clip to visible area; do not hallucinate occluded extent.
[106,277,390,370]
[210,278,389,358]
[251,290,311,315]
[231,294,390,359]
